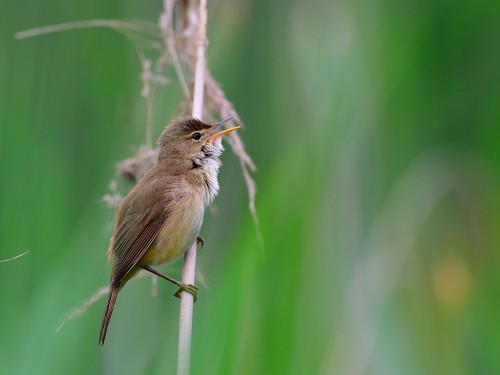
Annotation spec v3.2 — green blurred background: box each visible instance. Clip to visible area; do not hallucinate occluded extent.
[1,0,500,374]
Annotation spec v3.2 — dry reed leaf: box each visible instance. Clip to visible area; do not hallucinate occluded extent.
[0,251,29,263]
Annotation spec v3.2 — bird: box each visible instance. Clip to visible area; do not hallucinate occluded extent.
[98,116,239,345]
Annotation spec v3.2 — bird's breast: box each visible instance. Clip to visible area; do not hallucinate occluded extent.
[140,192,205,266]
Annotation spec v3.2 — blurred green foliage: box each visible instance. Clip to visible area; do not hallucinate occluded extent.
[1,0,500,374]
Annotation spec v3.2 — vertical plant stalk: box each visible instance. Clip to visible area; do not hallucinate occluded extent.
[176,0,207,374]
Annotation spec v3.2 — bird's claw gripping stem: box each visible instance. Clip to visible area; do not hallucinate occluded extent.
[196,236,204,248]
[174,283,198,302]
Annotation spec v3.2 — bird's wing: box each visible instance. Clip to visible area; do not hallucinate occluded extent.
[111,189,169,287]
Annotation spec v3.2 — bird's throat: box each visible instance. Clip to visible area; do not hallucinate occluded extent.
[199,158,220,205]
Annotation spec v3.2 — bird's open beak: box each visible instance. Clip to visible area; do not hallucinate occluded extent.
[207,118,240,140]
[208,126,240,140]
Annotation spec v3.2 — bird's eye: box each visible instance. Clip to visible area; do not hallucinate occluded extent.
[192,132,202,140]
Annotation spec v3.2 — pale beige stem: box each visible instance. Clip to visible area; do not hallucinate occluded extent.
[176,0,207,374]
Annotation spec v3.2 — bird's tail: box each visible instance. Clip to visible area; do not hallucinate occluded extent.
[99,286,119,346]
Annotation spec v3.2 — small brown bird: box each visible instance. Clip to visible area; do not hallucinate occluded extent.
[98,117,239,345]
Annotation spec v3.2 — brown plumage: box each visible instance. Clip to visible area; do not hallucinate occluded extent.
[99,117,238,345]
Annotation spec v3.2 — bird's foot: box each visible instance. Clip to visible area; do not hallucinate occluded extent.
[142,265,198,301]
[174,283,199,302]
[196,236,204,248]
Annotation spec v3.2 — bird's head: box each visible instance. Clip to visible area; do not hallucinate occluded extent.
[157,117,239,166]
